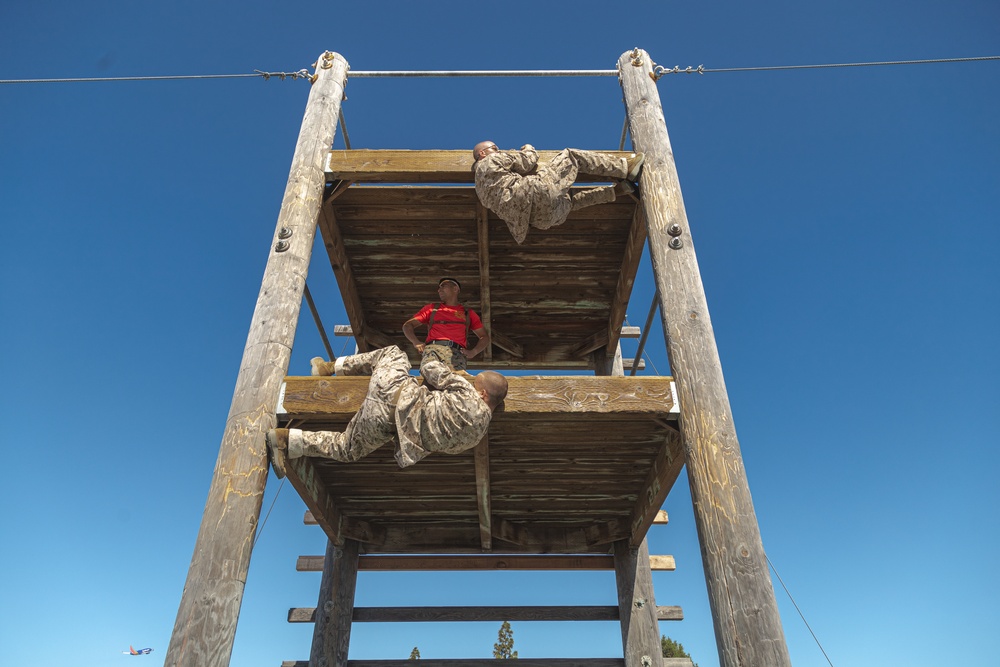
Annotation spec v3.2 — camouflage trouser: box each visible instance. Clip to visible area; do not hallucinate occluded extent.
[533,149,627,231]
[293,346,411,462]
[422,343,467,372]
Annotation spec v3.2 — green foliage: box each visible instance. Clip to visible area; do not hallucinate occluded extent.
[661,635,697,666]
[493,620,518,659]
[408,646,420,660]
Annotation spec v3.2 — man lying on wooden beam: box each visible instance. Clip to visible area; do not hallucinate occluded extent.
[472,141,644,244]
[266,345,507,474]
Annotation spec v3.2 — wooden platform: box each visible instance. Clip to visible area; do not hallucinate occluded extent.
[281,149,683,555]
[320,150,645,370]
[278,375,682,553]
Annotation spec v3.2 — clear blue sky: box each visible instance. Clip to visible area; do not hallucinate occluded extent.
[1,2,997,666]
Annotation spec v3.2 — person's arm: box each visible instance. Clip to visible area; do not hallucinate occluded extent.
[464,327,491,360]
[402,317,426,353]
[510,144,538,175]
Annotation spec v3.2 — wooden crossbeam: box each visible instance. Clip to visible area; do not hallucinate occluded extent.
[280,376,676,417]
[606,205,648,357]
[285,661,627,667]
[284,457,383,546]
[325,149,636,184]
[628,429,685,548]
[288,604,683,624]
[494,518,627,552]
[317,202,392,352]
[296,554,672,572]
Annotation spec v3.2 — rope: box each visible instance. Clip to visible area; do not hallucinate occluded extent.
[766,553,836,667]
[0,69,311,85]
[651,55,1000,79]
[252,477,286,548]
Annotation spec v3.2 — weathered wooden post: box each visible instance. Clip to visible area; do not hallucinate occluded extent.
[310,539,360,667]
[164,51,350,667]
[618,49,792,666]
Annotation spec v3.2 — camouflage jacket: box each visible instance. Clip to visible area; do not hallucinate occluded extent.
[394,358,491,467]
[474,144,569,244]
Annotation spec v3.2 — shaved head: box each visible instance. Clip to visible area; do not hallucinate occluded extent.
[473,141,499,162]
[474,371,508,411]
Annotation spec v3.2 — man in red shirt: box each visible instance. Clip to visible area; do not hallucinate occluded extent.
[402,277,490,372]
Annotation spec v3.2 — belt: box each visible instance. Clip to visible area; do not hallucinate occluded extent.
[428,339,461,348]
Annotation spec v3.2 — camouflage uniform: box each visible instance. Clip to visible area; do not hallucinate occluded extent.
[289,345,491,468]
[474,145,628,244]
[422,342,468,373]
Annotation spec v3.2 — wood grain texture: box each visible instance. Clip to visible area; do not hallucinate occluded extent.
[326,660,624,667]
[619,48,790,667]
[298,554,617,571]
[309,539,359,667]
[325,149,637,183]
[164,52,349,667]
[614,540,663,667]
[280,376,676,416]
[321,185,640,368]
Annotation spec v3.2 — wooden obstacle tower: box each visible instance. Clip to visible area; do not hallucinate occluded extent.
[164,49,792,667]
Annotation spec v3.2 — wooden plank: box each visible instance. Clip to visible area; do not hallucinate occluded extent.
[325,149,636,183]
[605,205,647,357]
[297,554,618,571]
[164,51,350,667]
[613,539,662,667]
[494,518,627,552]
[649,556,676,571]
[284,662,627,667]
[285,456,383,545]
[280,376,676,417]
[657,606,684,621]
[620,48,791,667]
[291,606,621,623]
[290,604,684,624]
[309,539,359,667]
[355,606,620,622]
[346,660,625,667]
[317,202,391,352]
[490,328,524,358]
[473,435,492,550]
[628,429,685,547]
[620,326,641,338]
[476,201,493,362]
[571,329,609,358]
[653,510,669,524]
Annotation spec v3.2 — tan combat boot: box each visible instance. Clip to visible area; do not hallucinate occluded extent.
[310,356,337,376]
[266,428,290,479]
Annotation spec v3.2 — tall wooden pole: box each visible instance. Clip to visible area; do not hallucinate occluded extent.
[618,49,791,667]
[164,51,350,667]
[310,539,360,667]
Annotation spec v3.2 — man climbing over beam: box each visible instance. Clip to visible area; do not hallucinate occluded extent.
[266,345,507,473]
[472,142,644,244]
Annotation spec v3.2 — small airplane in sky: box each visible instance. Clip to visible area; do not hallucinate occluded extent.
[122,646,153,655]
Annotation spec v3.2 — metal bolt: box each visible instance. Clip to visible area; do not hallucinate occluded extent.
[274,240,289,252]
[667,223,683,237]
[668,237,683,250]
[634,597,646,609]
[641,656,652,667]
[324,601,335,613]
[278,227,292,239]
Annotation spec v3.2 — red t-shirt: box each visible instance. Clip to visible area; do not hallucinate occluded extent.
[412,303,483,348]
